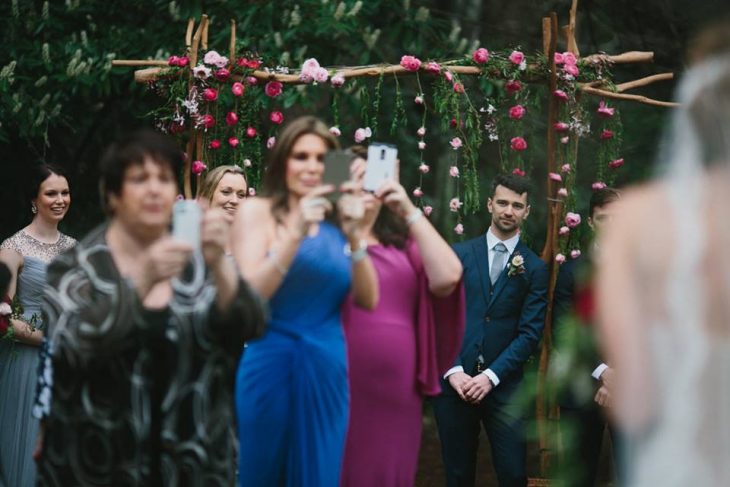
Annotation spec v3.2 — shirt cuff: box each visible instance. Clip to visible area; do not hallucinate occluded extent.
[444,365,464,379]
[482,368,500,387]
[592,363,609,380]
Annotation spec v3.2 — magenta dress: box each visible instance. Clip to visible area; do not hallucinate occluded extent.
[341,241,464,487]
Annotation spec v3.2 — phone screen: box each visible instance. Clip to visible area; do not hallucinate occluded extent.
[323,150,355,198]
[364,143,398,192]
[172,200,202,250]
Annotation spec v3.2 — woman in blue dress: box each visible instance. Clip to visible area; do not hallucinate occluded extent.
[232,116,378,486]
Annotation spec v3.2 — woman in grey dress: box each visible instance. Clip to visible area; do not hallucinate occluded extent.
[0,164,75,487]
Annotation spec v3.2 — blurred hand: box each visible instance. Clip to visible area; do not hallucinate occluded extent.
[599,366,614,389]
[201,208,230,267]
[337,193,366,239]
[292,185,334,238]
[462,373,493,404]
[141,238,193,286]
[447,371,472,402]
[375,180,416,218]
[594,384,611,408]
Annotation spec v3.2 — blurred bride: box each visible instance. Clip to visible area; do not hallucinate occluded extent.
[597,22,730,486]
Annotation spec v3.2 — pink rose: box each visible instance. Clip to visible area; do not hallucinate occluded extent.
[443,70,453,82]
[508,105,526,120]
[449,197,462,212]
[563,52,577,66]
[510,136,527,151]
[554,121,570,132]
[554,52,565,65]
[246,76,258,86]
[168,55,180,66]
[425,61,441,74]
[330,73,345,87]
[177,56,189,67]
[454,223,464,235]
[243,159,252,167]
[412,187,424,198]
[214,68,230,82]
[269,111,284,125]
[555,253,566,264]
[418,141,426,150]
[559,226,570,236]
[231,82,245,97]
[557,188,568,198]
[563,63,579,77]
[561,164,571,173]
[554,90,569,102]
[313,67,329,83]
[329,126,341,136]
[472,47,490,64]
[597,100,615,118]
[512,168,526,177]
[570,249,581,259]
[302,58,321,72]
[592,181,607,190]
[354,128,367,143]
[509,50,525,65]
[414,95,424,105]
[192,160,207,175]
[209,139,221,150]
[505,80,522,94]
[248,188,256,196]
[609,158,624,169]
[246,127,257,138]
[449,166,460,178]
[419,163,430,174]
[416,126,426,137]
[400,55,422,72]
[267,136,276,149]
[450,137,463,150]
[199,114,215,129]
[565,212,581,228]
[264,81,283,98]
[423,206,433,216]
[549,172,562,182]
[228,137,239,147]
[225,111,239,126]
[453,82,464,94]
[600,129,614,140]
[203,50,228,68]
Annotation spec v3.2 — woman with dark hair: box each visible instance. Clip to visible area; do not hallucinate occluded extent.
[35,130,266,485]
[0,164,75,487]
[232,116,378,486]
[340,147,464,487]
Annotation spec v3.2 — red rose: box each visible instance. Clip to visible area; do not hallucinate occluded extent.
[228,137,239,147]
[246,127,257,138]
[231,82,245,97]
[505,80,522,94]
[203,88,218,102]
[209,139,221,150]
[199,114,215,129]
[225,111,239,126]
[265,81,283,97]
[214,68,230,81]
[508,105,526,120]
[510,136,527,151]
[269,111,284,125]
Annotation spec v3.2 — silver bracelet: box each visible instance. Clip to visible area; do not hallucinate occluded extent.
[405,208,423,226]
[268,250,288,276]
[344,239,368,263]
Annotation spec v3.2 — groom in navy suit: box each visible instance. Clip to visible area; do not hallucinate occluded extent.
[433,174,548,487]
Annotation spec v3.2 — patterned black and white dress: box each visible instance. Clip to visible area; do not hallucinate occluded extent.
[36,225,266,486]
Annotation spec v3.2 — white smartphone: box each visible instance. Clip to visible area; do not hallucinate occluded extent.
[364,143,398,192]
[172,200,202,250]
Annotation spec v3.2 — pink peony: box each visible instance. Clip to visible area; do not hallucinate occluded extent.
[554,52,565,65]
[400,55,422,72]
[423,206,433,216]
[449,197,462,212]
[512,168,526,177]
[509,50,525,65]
[231,82,245,97]
[565,212,582,228]
[549,172,562,182]
[199,114,215,129]
[412,187,424,198]
[419,163,430,174]
[510,137,527,151]
[554,121,570,132]
[597,100,615,118]
[443,70,453,82]
[225,111,239,126]
[425,61,441,74]
[214,68,230,82]
[269,111,284,125]
[299,58,321,83]
[228,137,239,147]
[555,253,566,264]
[554,90,569,102]
[592,181,607,190]
[609,158,624,169]
[418,141,426,150]
[264,81,283,98]
[192,160,207,175]
[600,129,614,140]
[417,126,426,137]
[570,249,581,259]
[450,137,463,150]
[505,80,522,94]
[449,166,460,178]
[246,76,258,86]
[453,82,464,93]
[209,139,221,150]
[563,63,579,77]
[203,88,218,101]
[559,226,570,236]
[414,95,424,105]
[203,50,228,68]
[330,72,345,87]
[329,126,341,136]
[454,223,464,235]
[557,188,568,198]
[246,126,257,138]
[508,105,526,120]
[472,47,490,64]
[563,52,577,66]
[248,188,256,196]
[267,136,276,149]
[313,67,329,83]
[561,164,571,173]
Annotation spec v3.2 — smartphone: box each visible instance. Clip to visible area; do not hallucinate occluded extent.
[323,150,355,199]
[364,143,398,192]
[172,200,202,250]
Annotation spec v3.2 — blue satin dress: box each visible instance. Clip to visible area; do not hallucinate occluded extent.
[235,222,352,486]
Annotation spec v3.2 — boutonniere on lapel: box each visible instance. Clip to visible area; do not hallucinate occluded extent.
[507,252,526,277]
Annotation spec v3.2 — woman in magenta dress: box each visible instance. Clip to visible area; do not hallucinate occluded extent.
[341,151,465,487]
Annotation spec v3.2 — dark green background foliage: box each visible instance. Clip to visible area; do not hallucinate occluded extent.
[2,0,727,244]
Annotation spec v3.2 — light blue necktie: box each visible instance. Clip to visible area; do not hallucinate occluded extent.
[490,242,508,285]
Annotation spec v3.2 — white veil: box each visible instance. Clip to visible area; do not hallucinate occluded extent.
[614,54,730,486]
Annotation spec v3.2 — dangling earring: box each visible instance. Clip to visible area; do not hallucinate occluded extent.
[31,203,38,214]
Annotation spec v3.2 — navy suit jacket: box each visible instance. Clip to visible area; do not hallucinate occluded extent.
[449,234,548,400]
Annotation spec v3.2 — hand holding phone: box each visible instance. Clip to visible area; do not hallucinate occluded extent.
[364,143,398,192]
[172,200,202,250]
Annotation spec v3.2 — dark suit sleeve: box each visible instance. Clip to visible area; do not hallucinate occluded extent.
[448,242,468,370]
[489,258,549,380]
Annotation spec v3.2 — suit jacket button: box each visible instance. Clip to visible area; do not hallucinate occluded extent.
[484,316,491,322]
